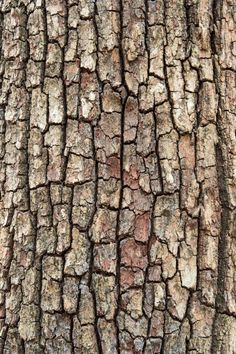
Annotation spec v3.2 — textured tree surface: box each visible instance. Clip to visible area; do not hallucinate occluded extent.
[0,0,236,353]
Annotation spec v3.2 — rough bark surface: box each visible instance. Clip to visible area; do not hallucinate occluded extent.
[0,0,235,353]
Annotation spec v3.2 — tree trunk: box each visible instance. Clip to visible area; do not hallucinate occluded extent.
[0,0,235,353]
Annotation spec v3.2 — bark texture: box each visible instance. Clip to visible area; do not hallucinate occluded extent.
[0,0,235,353]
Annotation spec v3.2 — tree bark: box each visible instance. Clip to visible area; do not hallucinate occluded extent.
[0,0,235,353]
